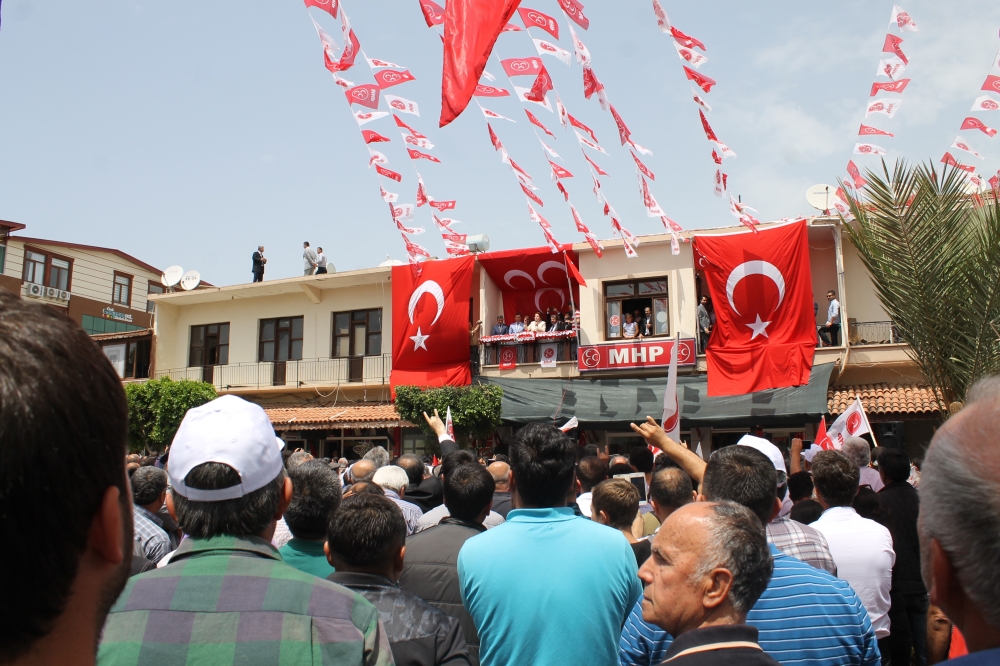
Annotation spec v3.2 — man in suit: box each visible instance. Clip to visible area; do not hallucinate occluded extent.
[491,315,509,335]
[252,246,266,282]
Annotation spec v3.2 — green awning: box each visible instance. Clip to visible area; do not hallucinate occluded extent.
[479,362,835,430]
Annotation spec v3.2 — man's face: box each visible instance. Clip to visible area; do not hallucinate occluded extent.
[497,317,504,324]
[259,246,264,252]
[645,308,652,319]
[701,297,707,305]
[515,315,522,322]
[827,292,835,301]
[639,503,714,637]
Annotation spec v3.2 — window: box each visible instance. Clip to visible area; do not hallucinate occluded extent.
[112,273,132,307]
[189,323,230,367]
[603,278,669,340]
[332,309,382,357]
[24,250,46,284]
[259,317,303,362]
[81,314,145,336]
[47,258,70,291]
[0,245,6,274]
[147,282,165,313]
[103,339,152,379]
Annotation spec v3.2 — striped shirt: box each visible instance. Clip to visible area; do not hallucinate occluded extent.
[620,545,880,666]
[132,505,171,565]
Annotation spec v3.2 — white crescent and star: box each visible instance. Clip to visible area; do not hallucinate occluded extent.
[724,260,787,340]
[408,281,445,351]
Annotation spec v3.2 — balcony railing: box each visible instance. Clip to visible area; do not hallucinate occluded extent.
[154,354,392,389]
[848,320,901,346]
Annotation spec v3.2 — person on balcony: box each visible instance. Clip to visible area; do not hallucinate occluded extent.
[491,315,509,335]
[302,241,318,276]
[623,313,639,339]
[697,296,712,353]
[508,313,525,334]
[548,312,563,331]
[819,290,841,346]
[527,312,547,333]
[641,306,654,337]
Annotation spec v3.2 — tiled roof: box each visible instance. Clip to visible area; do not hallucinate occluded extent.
[264,403,413,431]
[828,383,944,416]
[90,328,152,342]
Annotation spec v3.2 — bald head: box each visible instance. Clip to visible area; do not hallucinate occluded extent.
[488,462,511,491]
[350,459,377,483]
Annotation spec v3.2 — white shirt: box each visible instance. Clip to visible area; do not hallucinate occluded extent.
[859,466,884,492]
[315,252,327,268]
[414,504,505,533]
[576,491,593,518]
[623,321,638,338]
[827,298,841,324]
[813,506,895,638]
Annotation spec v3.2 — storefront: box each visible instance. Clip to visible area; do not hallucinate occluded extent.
[263,403,416,459]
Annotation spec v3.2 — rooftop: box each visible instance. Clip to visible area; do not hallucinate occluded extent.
[263,403,413,431]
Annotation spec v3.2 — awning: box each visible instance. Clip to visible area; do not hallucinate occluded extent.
[264,404,414,431]
[480,362,836,429]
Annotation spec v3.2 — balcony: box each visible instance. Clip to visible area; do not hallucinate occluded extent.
[848,320,901,346]
[154,354,392,390]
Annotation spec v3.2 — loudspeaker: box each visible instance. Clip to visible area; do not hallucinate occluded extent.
[876,421,905,449]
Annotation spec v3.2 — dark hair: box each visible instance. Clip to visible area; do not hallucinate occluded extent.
[787,471,815,503]
[582,444,599,458]
[284,460,342,540]
[131,467,168,506]
[577,456,608,492]
[286,451,314,470]
[702,446,777,525]
[789,499,824,524]
[654,453,681,472]
[492,453,510,464]
[629,446,654,473]
[444,463,495,522]
[876,448,910,483]
[441,449,476,479]
[396,454,425,486]
[811,450,860,507]
[591,479,639,529]
[852,487,890,527]
[649,467,694,509]
[345,481,385,497]
[173,463,286,539]
[608,462,635,477]
[326,494,405,570]
[509,423,576,507]
[0,292,130,661]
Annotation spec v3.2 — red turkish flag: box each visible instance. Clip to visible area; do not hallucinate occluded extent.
[501,57,544,76]
[518,7,559,39]
[683,66,716,93]
[304,0,338,18]
[525,109,555,137]
[982,75,1000,94]
[391,257,475,391]
[478,246,581,321]
[375,69,416,89]
[419,0,445,26]
[375,164,402,181]
[346,84,380,108]
[671,27,705,51]
[556,0,589,29]
[693,220,816,396]
[362,129,392,144]
[473,84,510,97]
[440,0,521,127]
[882,34,908,64]
[961,116,998,137]
[870,78,910,96]
[858,124,894,137]
[408,148,441,162]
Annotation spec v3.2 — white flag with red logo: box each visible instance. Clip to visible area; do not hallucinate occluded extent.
[366,56,403,69]
[404,135,435,149]
[960,117,998,137]
[629,140,654,156]
[712,141,737,160]
[952,136,985,159]
[652,0,671,33]
[639,173,664,216]
[585,153,609,177]
[971,95,1000,112]
[866,98,903,118]
[855,143,888,155]
[570,204,604,257]
[394,114,427,139]
[692,91,712,111]
[381,186,398,202]
[876,56,907,80]
[859,124,894,137]
[826,397,874,449]
[555,94,569,128]
[568,24,591,65]
[575,130,607,154]
[660,333,681,442]
[540,140,560,159]
[391,203,415,221]
[394,218,425,235]
[354,110,388,125]
[445,406,455,439]
[480,106,515,122]
[515,86,553,111]
[384,94,419,116]
[713,168,726,197]
[889,5,918,32]
[539,342,559,368]
[674,42,708,68]
[847,160,868,188]
[631,151,655,180]
[533,38,572,66]
[368,150,389,167]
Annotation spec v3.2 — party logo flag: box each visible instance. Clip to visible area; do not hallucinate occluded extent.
[854,143,888,155]
[385,94,420,116]
[346,84,380,109]
[865,98,903,118]
[683,66,716,93]
[883,34,908,64]
[870,78,910,96]
[859,124,894,137]
[971,95,1000,111]
[518,7,559,39]
[375,69,416,89]
[960,117,998,137]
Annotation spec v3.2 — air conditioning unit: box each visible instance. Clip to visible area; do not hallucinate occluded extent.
[29,284,42,296]
[46,287,56,298]
[59,290,69,300]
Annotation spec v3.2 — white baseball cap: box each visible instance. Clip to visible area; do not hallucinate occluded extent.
[168,395,284,502]
[737,435,787,474]
[802,444,824,464]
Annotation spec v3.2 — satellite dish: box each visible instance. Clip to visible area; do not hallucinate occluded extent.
[161,266,184,287]
[806,184,833,213]
[180,270,201,291]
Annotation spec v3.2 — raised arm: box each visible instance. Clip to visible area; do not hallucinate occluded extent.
[423,409,458,456]
[630,416,707,484]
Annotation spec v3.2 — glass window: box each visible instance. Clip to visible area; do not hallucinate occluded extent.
[189,323,230,367]
[147,282,164,313]
[332,309,383,358]
[113,274,132,306]
[603,278,669,340]
[259,317,303,362]
[0,245,6,274]
[24,251,46,284]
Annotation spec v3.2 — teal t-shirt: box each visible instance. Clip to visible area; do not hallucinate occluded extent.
[278,538,336,578]
[458,507,643,666]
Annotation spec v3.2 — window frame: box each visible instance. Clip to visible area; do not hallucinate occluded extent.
[21,245,75,291]
[602,277,670,341]
[331,309,383,358]
[188,323,231,367]
[112,271,133,307]
[146,281,165,313]
[259,316,305,362]
[0,244,7,275]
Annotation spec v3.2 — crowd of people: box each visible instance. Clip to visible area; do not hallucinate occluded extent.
[489,308,577,335]
[2,289,998,666]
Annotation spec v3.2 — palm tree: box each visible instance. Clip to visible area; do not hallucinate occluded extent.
[842,159,1000,417]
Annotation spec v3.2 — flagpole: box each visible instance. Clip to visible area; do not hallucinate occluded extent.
[563,251,577,315]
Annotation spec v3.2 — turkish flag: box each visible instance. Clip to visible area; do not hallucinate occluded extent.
[304,0,338,18]
[478,246,581,321]
[501,57,544,76]
[374,69,416,89]
[346,84,380,108]
[440,0,521,127]
[693,220,815,396]
[518,7,559,39]
[391,256,475,391]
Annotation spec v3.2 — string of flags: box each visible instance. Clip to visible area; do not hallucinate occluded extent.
[941,36,1000,192]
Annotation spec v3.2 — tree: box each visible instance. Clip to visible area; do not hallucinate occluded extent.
[842,159,1000,416]
[394,383,504,447]
[125,377,218,452]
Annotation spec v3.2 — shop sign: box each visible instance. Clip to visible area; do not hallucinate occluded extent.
[577,338,697,372]
[102,307,133,323]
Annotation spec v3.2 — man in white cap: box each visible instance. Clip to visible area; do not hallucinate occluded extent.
[98,395,394,666]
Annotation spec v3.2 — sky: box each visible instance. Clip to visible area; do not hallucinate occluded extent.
[2,0,999,286]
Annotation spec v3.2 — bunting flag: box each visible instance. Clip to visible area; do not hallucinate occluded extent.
[639,174,664,216]
[570,204,604,257]
[674,42,708,68]
[859,124,894,137]
[518,7,560,39]
[854,143,888,155]
[540,139,560,158]
[376,164,403,181]
[699,109,718,141]
[429,200,457,211]
[713,168,726,197]
[381,186,399,202]
[671,27,705,51]
[629,139,653,156]
[568,113,598,142]
[631,151,655,180]
[556,94,569,127]
[592,174,603,201]
[585,152,609,176]
[401,233,431,258]
[556,181,569,200]
[474,83,511,97]
[404,135,435,149]
[525,67,554,102]
[346,84,380,108]
[683,66,716,93]
[575,130,607,154]
[883,34,908,64]
[960,116,998,137]
[525,109,555,136]
[652,0,670,33]
[362,129,392,144]
[890,5,919,32]
[876,56,906,80]
[568,24,591,65]
[533,38,572,65]
[368,150,389,166]
[582,66,607,108]
[941,152,976,173]
[502,22,522,32]
[487,123,502,150]
[374,69,415,89]
[866,98,903,118]
[661,215,683,233]
[501,56,545,76]
[416,177,429,206]
[394,218,425,234]
[391,203,415,221]
[354,110,389,125]
[419,0,444,26]
[408,148,441,162]
[480,106,515,122]
[394,114,427,139]
[951,137,984,159]
[521,183,545,206]
[846,160,868,188]
[305,0,339,18]
[982,75,1000,94]
[692,92,712,111]
[870,78,910,96]
[556,0,589,30]
[385,94,419,115]
[515,86,552,110]
[971,95,1000,111]
[549,160,574,179]
[366,56,403,69]
[609,105,631,144]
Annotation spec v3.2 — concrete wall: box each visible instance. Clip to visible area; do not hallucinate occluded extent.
[842,240,890,324]
[807,226,839,326]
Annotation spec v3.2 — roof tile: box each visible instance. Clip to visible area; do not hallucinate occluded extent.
[828,383,944,416]
[263,404,414,430]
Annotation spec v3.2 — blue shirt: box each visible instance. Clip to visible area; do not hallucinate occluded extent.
[620,544,880,666]
[459,507,642,666]
[944,649,1000,665]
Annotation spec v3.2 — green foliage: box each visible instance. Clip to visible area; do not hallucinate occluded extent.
[125,377,218,452]
[842,159,1000,415]
[394,383,504,445]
